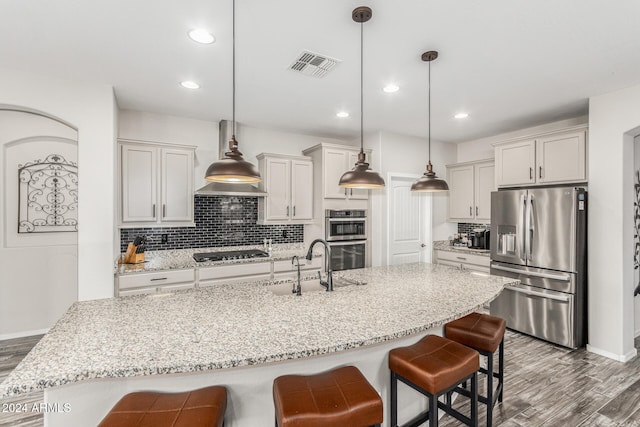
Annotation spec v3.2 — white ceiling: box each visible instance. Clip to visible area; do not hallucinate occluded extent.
[2,0,640,143]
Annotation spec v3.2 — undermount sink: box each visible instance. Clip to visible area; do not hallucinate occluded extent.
[269,276,366,296]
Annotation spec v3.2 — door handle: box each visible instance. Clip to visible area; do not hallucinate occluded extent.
[286,206,290,216]
[469,206,473,216]
[539,166,542,179]
[529,167,533,180]
[162,204,166,218]
[152,204,156,217]
[491,264,571,281]
[293,206,296,217]
[518,194,526,259]
[505,285,570,302]
[475,206,479,216]
[420,243,426,248]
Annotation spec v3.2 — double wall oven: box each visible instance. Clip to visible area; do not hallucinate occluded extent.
[325,209,366,271]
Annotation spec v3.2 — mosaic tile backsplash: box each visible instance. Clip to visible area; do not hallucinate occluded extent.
[457,222,491,235]
[120,195,303,252]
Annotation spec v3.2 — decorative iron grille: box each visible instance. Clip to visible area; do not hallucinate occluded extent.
[18,154,78,233]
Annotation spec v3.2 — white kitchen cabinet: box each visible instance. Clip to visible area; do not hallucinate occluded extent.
[435,250,490,274]
[303,145,371,201]
[447,160,495,224]
[119,140,195,227]
[115,268,196,296]
[494,126,587,188]
[257,153,313,224]
[198,262,272,287]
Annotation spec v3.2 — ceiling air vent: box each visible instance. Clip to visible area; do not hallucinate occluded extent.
[289,50,341,78]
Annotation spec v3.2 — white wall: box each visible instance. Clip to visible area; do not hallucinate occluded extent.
[587,83,640,362]
[365,130,457,267]
[455,116,589,163]
[0,67,116,304]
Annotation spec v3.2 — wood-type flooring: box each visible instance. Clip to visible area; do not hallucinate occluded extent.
[1,331,639,426]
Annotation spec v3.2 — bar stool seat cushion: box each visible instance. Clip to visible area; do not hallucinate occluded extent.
[445,312,506,353]
[98,385,227,427]
[273,365,382,427]
[389,334,479,395]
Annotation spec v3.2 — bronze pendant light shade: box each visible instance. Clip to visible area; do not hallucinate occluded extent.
[205,0,261,184]
[411,51,449,192]
[339,6,385,190]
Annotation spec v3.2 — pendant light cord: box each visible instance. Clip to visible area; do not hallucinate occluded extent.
[428,58,431,163]
[360,20,364,154]
[232,0,236,139]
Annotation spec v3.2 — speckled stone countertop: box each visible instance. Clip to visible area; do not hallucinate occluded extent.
[1,263,517,397]
[433,240,491,257]
[115,243,322,274]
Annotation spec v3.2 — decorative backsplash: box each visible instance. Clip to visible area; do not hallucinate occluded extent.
[457,222,490,235]
[120,195,303,252]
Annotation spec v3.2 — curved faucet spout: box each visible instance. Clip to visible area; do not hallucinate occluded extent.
[305,239,333,291]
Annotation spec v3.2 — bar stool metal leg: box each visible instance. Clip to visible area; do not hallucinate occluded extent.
[498,338,504,403]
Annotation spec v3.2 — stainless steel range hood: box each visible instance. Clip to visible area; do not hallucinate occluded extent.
[195,121,267,197]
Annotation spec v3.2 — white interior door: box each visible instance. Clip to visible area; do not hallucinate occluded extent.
[387,174,432,265]
[0,110,78,338]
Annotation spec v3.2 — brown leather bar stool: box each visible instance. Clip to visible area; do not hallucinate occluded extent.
[389,334,479,427]
[98,385,227,427]
[273,365,383,427]
[445,312,506,427]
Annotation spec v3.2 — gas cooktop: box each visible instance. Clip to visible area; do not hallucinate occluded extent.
[192,249,269,262]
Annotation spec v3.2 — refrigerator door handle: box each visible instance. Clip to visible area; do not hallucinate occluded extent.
[518,194,526,260]
[491,263,571,281]
[505,285,570,303]
[527,194,535,260]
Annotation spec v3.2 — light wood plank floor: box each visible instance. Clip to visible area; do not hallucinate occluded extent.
[1,332,639,426]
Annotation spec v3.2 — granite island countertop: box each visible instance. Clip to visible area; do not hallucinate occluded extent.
[115,243,323,275]
[1,262,518,397]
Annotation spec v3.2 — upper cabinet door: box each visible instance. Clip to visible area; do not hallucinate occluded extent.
[347,151,369,200]
[291,160,313,220]
[474,161,495,221]
[536,130,586,184]
[161,148,194,222]
[265,157,291,220]
[495,139,536,187]
[323,149,349,199]
[121,145,157,223]
[447,165,475,220]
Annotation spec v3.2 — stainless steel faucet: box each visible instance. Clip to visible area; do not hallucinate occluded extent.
[306,239,333,292]
[291,255,302,296]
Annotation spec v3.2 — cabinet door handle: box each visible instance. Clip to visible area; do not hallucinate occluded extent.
[476,206,479,216]
[286,206,290,216]
[162,204,166,218]
[350,189,353,196]
[529,167,533,180]
[456,256,467,260]
[345,189,348,197]
[539,166,543,179]
[469,206,473,216]
[293,206,296,217]
[152,204,156,217]
[150,277,167,282]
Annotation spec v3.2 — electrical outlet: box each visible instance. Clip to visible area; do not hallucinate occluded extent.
[282,230,289,238]
[161,234,168,244]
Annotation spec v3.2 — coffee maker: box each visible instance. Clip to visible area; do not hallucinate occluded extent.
[471,228,490,250]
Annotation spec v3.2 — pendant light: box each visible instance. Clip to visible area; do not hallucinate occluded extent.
[205,0,261,183]
[411,51,449,192]
[339,6,385,189]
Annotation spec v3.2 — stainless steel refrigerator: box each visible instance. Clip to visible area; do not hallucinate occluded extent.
[490,186,587,348]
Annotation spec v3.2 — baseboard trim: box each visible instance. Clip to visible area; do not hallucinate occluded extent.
[0,328,49,341]
[587,344,638,362]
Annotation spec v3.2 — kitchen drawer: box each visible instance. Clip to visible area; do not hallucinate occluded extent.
[435,250,489,268]
[198,262,271,281]
[118,287,157,297]
[199,273,272,288]
[156,283,195,293]
[437,258,490,274]
[273,257,322,273]
[118,269,195,290]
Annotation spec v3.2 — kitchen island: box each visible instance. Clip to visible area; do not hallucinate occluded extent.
[1,263,517,426]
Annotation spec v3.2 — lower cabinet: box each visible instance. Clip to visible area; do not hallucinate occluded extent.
[116,257,324,295]
[116,269,195,296]
[434,250,490,274]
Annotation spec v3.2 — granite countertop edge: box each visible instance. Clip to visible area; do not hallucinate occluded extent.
[433,240,491,257]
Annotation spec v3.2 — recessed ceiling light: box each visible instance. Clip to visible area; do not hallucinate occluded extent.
[336,111,349,118]
[454,112,469,119]
[180,81,200,89]
[383,84,399,93]
[188,29,215,44]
